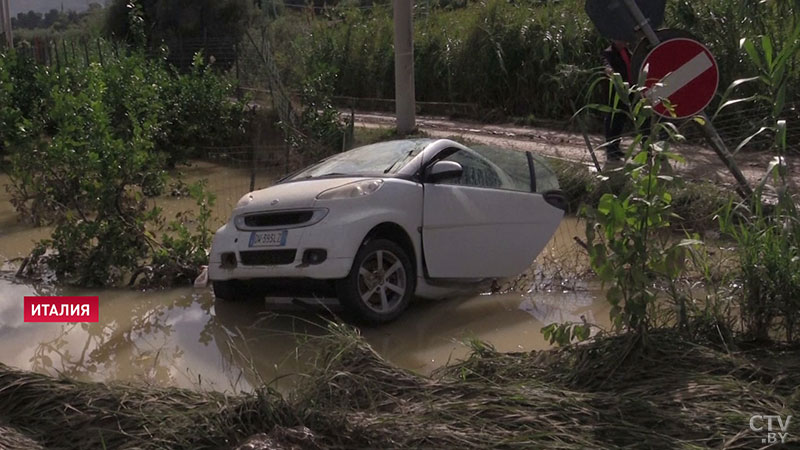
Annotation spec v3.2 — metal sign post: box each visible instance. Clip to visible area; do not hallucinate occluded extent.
[612,0,754,198]
[621,0,660,45]
[585,0,665,44]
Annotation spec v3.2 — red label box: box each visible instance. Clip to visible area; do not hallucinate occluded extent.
[24,296,100,323]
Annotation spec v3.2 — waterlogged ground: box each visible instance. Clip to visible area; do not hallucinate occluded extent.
[0,163,608,393]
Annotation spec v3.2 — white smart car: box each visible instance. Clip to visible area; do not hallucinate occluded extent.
[209,139,565,323]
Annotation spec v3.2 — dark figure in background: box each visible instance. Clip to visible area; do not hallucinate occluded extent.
[602,40,633,163]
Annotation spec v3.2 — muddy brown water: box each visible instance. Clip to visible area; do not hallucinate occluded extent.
[0,163,608,393]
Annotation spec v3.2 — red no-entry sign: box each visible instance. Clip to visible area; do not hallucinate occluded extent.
[640,38,719,119]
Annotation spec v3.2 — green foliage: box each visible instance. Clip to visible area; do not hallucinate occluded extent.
[284,60,348,160]
[270,0,603,120]
[541,322,592,347]
[0,51,48,156]
[147,181,217,287]
[1,47,247,287]
[160,52,251,165]
[266,0,800,125]
[714,24,800,343]
[126,0,147,50]
[105,0,252,68]
[719,197,800,342]
[714,21,800,154]
[11,62,165,285]
[579,79,694,334]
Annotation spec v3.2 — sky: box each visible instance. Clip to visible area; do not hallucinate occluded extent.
[9,0,107,16]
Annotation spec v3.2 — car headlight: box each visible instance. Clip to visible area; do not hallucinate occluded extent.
[316,179,384,200]
[236,193,253,208]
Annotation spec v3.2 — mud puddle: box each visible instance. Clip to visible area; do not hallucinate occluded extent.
[0,277,606,393]
[0,163,607,393]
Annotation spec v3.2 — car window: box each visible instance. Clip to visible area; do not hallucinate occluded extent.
[470,145,560,193]
[286,139,433,180]
[438,148,506,189]
[528,152,560,192]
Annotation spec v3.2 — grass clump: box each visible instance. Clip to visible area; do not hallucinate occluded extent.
[2,324,797,449]
[0,364,294,449]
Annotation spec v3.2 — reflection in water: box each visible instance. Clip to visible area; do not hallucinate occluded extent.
[518,292,595,326]
[0,275,608,393]
[0,279,232,390]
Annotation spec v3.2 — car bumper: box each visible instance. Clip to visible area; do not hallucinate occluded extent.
[208,211,369,281]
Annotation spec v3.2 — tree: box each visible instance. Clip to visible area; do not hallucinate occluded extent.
[104,0,253,69]
[12,11,44,30]
[43,9,61,28]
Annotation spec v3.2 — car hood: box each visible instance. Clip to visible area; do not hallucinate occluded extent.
[234,177,368,213]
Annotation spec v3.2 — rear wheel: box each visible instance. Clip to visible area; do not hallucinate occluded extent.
[337,239,415,324]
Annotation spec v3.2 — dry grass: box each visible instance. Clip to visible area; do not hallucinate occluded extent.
[0,366,293,449]
[293,325,799,449]
[1,323,798,449]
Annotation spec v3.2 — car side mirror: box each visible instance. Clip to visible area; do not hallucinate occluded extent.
[425,160,463,184]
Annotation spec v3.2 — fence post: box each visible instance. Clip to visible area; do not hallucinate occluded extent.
[53,40,60,71]
[234,43,241,100]
[284,104,291,174]
[250,146,257,192]
[62,40,69,66]
[83,39,90,66]
[96,38,104,66]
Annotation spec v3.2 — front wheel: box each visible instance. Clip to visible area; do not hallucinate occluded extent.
[336,239,415,325]
[213,280,241,301]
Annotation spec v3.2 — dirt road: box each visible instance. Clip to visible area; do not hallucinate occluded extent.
[353,111,799,192]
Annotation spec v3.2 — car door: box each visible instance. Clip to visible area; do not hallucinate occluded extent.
[421,147,563,279]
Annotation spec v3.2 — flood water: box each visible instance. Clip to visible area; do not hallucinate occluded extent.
[0,162,608,393]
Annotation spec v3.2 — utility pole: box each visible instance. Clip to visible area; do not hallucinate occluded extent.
[0,0,12,49]
[393,0,416,134]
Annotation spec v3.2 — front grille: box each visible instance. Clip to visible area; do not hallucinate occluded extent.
[239,249,297,266]
[243,211,314,228]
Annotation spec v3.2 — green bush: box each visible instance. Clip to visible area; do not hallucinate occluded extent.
[0,51,48,156]
[1,47,248,286]
[160,52,251,165]
[11,62,165,285]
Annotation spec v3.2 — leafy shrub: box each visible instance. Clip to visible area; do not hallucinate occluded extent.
[145,181,217,287]
[11,62,165,285]
[2,47,248,286]
[283,61,348,162]
[0,51,48,156]
[161,53,251,165]
[578,73,698,336]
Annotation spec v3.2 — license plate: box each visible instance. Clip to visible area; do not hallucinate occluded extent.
[249,230,287,247]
